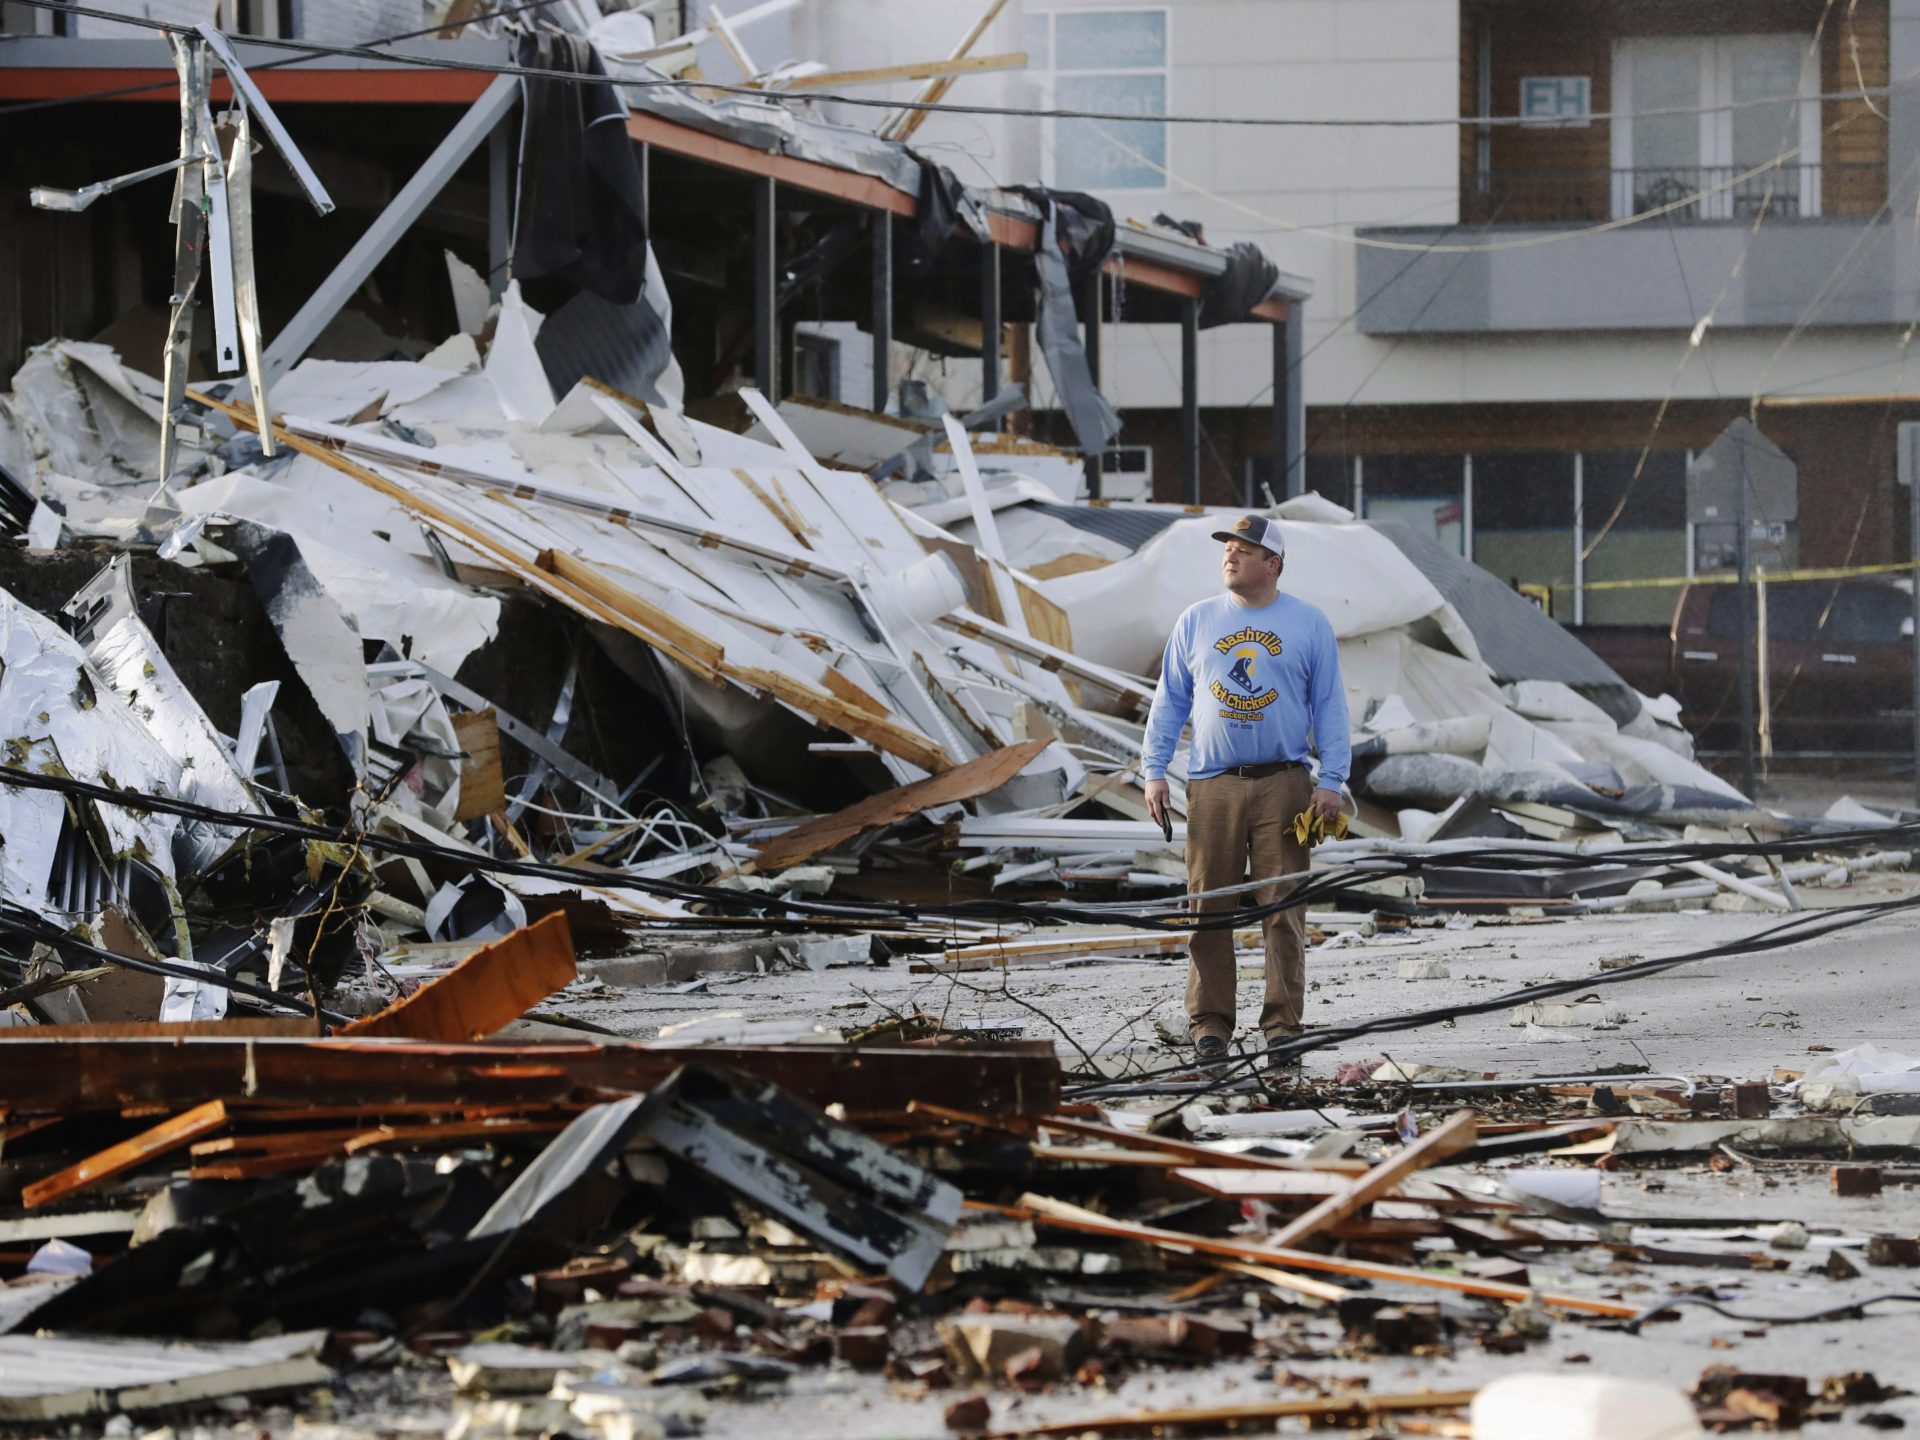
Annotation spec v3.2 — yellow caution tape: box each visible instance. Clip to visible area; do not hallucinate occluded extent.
[1525,557,1920,594]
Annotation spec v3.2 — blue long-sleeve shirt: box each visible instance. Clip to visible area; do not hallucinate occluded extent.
[1142,591,1351,787]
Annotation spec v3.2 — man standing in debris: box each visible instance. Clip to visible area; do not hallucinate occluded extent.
[1142,515,1350,1071]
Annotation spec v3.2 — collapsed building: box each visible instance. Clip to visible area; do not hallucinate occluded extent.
[2,3,1920,1436]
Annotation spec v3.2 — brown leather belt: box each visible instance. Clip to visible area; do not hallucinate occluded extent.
[1214,760,1304,780]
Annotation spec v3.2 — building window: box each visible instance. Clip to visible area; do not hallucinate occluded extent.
[1027,10,1169,191]
[1361,454,1466,555]
[1474,452,1576,616]
[1611,35,1821,220]
[791,331,841,403]
[1581,449,1689,626]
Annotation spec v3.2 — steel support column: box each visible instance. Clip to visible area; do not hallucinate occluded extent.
[1180,297,1200,505]
[980,240,1002,411]
[1082,269,1103,499]
[871,210,892,413]
[1273,307,1305,499]
[487,114,510,302]
[753,174,778,401]
[263,73,519,387]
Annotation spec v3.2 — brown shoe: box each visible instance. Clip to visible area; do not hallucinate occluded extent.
[1194,1034,1230,1064]
[1263,1032,1304,1075]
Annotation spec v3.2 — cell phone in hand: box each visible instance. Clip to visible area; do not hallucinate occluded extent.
[1160,810,1173,844]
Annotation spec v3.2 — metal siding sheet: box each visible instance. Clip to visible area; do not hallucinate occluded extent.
[1369,519,1640,724]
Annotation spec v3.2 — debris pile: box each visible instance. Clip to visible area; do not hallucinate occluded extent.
[8,1024,1920,1433]
[5,2,1920,1432]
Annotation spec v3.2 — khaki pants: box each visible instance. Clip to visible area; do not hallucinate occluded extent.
[1184,766,1311,1044]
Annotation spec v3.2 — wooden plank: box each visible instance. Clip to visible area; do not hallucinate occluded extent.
[623,110,917,216]
[0,1019,312,1040]
[1214,1259,1352,1305]
[534,549,727,673]
[981,1387,1477,1438]
[750,739,1047,872]
[22,1101,230,1208]
[0,1041,1061,1118]
[451,707,506,822]
[340,1117,569,1153]
[928,927,1262,970]
[1002,1193,1641,1318]
[1172,1169,1486,1211]
[185,392,733,687]
[882,0,1015,141]
[759,52,1026,91]
[1267,1110,1478,1249]
[910,1103,1368,1175]
[341,913,578,1042]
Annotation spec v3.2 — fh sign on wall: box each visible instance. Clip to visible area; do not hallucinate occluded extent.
[1520,76,1590,127]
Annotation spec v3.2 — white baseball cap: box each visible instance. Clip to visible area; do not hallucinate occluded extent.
[1209,513,1284,557]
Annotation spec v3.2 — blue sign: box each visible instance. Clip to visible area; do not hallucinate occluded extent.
[1520,76,1590,128]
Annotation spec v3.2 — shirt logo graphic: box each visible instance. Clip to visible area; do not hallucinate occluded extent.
[1213,626,1284,658]
[1225,645,1262,695]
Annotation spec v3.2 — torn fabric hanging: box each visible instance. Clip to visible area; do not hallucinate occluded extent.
[1198,241,1281,329]
[511,33,651,305]
[1028,197,1121,458]
[513,33,684,408]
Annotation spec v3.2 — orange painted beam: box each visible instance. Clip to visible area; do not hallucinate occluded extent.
[0,66,491,104]
[624,108,1284,318]
[23,1099,230,1208]
[341,912,577,1042]
[626,109,917,215]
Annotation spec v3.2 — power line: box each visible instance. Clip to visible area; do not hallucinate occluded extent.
[2,0,1913,133]
[0,0,567,114]
[3,0,1896,266]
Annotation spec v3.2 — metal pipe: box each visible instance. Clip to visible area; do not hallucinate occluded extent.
[871,210,892,413]
[754,175,778,400]
[1083,269,1103,499]
[1180,296,1200,504]
[980,239,1002,410]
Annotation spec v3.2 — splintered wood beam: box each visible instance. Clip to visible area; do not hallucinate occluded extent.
[908,1102,1367,1175]
[1212,1259,1351,1305]
[749,738,1047,872]
[1267,1109,1478,1249]
[981,1387,1478,1438]
[23,1101,231,1208]
[341,912,577,1043]
[191,390,954,774]
[340,1116,570,1153]
[0,1041,1062,1118]
[1001,1193,1641,1318]
[761,52,1026,91]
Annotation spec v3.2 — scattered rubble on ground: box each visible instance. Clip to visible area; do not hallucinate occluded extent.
[5,4,1920,1437]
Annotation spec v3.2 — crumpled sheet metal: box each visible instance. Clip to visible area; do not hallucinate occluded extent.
[65,556,262,873]
[0,588,184,912]
[0,341,176,488]
[176,464,500,676]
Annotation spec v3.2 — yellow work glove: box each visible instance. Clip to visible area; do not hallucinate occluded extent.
[1290,807,1350,847]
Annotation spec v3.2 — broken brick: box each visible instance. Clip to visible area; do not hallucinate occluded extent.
[1832,1165,1885,1197]
[694,1305,738,1344]
[1823,1372,1890,1405]
[945,1394,991,1433]
[1004,1344,1057,1391]
[1867,1235,1920,1268]
[1825,1248,1865,1280]
[834,1325,892,1370]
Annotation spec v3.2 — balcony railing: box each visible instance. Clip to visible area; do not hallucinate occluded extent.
[1461,163,1886,225]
